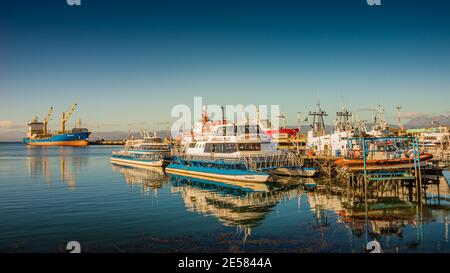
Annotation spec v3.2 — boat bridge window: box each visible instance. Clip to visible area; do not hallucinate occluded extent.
[238,143,261,151]
[139,144,169,150]
[204,143,238,153]
[377,145,386,152]
[215,126,236,136]
[188,142,196,148]
[375,145,397,152]
[386,145,397,152]
[236,125,261,135]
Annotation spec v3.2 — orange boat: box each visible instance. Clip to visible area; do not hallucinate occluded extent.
[335,153,433,172]
[335,141,433,172]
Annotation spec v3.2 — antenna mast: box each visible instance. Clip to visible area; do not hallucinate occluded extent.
[308,101,328,137]
[396,106,404,131]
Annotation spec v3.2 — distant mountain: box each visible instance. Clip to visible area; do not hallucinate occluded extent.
[3,117,448,142]
[404,115,450,128]
[89,130,172,140]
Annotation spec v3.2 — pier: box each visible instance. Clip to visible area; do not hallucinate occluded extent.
[89,139,125,145]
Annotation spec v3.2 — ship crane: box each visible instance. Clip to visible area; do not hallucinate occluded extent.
[43,107,54,136]
[396,106,404,131]
[61,103,78,133]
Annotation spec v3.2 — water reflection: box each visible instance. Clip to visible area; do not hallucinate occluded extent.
[26,147,88,189]
[113,162,450,251]
[308,174,450,250]
[169,175,303,241]
[111,164,167,196]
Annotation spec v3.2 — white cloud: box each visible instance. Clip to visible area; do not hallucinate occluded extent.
[0,120,23,130]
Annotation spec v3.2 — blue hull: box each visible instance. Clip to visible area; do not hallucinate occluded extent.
[23,132,90,146]
[165,162,270,183]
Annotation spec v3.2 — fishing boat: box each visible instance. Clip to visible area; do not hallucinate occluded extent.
[366,105,391,137]
[306,103,367,157]
[258,115,308,154]
[23,104,91,146]
[111,130,171,167]
[335,138,433,172]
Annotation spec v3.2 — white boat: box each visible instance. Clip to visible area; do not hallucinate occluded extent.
[111,130,171,167]
[167,120,308,182]
[366,106,390,137]
[307,105,366,157]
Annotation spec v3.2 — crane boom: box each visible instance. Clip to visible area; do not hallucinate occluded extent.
[43,107,53,136]
[61,103,78,133]
[396,106,404,132]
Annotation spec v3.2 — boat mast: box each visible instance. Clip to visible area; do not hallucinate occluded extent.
[396,105,404,131]
[336,108,351,132]
[201,105,208,135]
[308,101,328,137]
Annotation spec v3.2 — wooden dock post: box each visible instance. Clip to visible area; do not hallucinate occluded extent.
[361,137,369,245]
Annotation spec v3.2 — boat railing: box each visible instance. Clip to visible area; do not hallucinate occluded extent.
[112,150,166,161]
[174,152,303,171]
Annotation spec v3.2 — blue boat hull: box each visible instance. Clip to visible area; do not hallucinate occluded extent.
[23,132,90,146]
[165,163,270,183]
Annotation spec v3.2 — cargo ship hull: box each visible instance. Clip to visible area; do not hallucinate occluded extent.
[23,132,90,146]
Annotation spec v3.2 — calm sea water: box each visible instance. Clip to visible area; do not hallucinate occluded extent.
[0,143,449,253]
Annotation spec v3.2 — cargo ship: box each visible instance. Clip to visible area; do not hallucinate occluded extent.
[23,103,91,146]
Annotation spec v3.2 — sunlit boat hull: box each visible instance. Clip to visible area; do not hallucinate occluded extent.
[335,153,433,172]
[110,155,164,167]
[165,164,270,183]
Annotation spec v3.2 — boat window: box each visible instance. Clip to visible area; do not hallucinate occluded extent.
[204,143,213,153]
[223,143,238,153]
[188,143,196,148]
[377,146,386,152]
[203,143,238,153]
[215,126,225,136]
[238,143,261,151]
[224,125,234,136]
[236,125,260,135]
[215,143,224,153]
[386,145,397,152]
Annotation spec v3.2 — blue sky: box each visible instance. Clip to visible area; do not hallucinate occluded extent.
[1,0,449,132]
